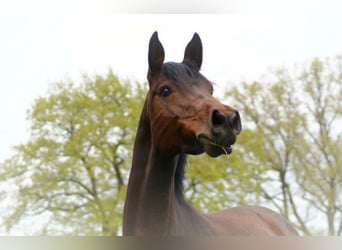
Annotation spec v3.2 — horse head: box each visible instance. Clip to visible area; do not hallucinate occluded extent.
[145,32,242,157]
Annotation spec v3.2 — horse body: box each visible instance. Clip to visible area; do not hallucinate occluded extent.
[122,32,298,236]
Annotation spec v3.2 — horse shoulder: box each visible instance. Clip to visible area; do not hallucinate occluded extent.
[206,205,298,236]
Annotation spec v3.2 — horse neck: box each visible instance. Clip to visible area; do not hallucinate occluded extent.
[122,101,150,235]
[135,148,179,235]
[123,101,182,235]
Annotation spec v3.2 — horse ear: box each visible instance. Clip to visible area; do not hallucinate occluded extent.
[148,32,165,81]
[183,33,202,70]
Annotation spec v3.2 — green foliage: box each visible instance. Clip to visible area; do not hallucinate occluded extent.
[186,130,269,212]
[294,57,342,235]
[0,70,145,235]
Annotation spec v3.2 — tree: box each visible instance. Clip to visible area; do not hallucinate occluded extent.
[222,56,342,235]
[185,141,268,212]
[0,70,145,235]
[294,57,342,235]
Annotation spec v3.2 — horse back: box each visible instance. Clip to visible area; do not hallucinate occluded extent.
[207,205,298,236]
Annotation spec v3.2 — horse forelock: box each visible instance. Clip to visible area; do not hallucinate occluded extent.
[160,62,201,86]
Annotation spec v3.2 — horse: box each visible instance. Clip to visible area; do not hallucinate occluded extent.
[122,32,298,236]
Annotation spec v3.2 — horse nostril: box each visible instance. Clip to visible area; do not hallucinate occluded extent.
[211,109,227,128]
[210,109,242,136]
[229,110,242,134]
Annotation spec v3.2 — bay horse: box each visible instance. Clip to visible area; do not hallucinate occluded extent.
[123,32,298,236]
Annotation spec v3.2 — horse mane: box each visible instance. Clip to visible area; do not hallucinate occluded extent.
[161,62,200,86]
[174,153,188,204]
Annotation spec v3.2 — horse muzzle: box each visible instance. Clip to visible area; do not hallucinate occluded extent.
[198,108,242,157]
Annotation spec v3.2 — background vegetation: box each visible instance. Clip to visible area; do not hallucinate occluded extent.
[0,56,341,235]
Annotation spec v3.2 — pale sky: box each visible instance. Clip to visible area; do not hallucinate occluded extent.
[0,0,342,163]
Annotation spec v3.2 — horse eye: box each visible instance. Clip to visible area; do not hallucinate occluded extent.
[159,86,172,97]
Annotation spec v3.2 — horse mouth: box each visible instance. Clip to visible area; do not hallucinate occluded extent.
[197,134,233,157]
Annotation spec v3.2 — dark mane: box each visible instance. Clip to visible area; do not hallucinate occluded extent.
[174,153,187,203]
[161,62,200,85]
